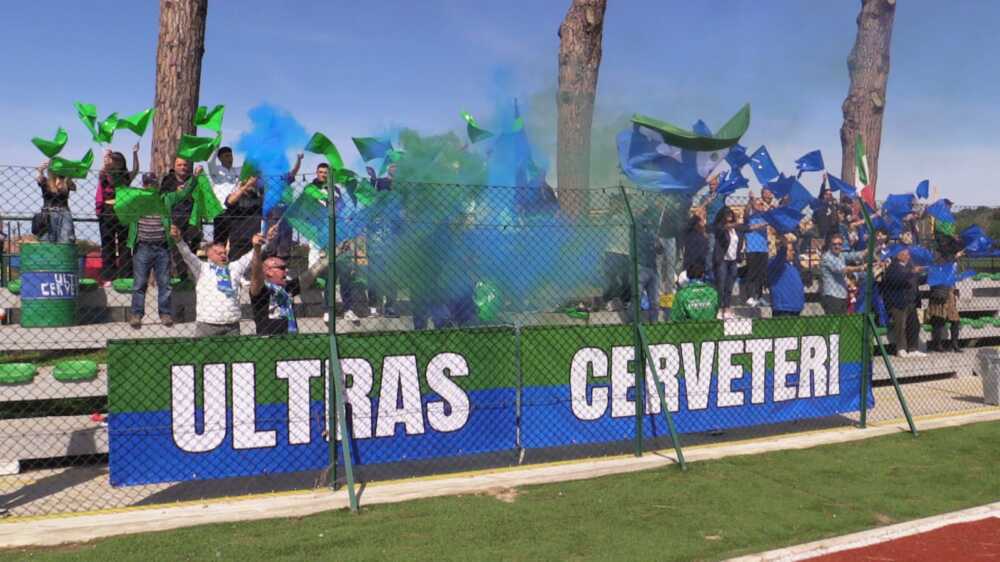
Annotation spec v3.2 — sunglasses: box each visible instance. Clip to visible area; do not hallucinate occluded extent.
[268,264,288,270]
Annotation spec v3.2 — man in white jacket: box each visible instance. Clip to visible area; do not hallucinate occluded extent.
[171,225,262,337]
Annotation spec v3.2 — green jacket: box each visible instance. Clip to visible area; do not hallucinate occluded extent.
[124,181,197,249]
[672,280,719,321]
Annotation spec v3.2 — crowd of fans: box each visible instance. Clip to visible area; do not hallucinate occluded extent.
[21,152,977,355]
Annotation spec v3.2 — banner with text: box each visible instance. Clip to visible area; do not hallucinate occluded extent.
[520,315,871,448]
[108,328,518,486]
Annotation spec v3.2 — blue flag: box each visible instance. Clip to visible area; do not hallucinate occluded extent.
[882,193,915,220]
[716,168,750,196]
[826,174,858,199]
[616,125,728,192]
[794,150,824,173]
[725,143,750,170]
[915,179,930,200]
[749,145,779,185]
[764,174,794,198]
[928,262,976,287]
[760,206,803,234]
[961,224,994,254]
[926,198,955,224]
[886,244,933,266]
[786,179,815,212]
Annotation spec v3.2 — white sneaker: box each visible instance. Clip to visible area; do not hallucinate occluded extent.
[344,310,360,325]
[716,311,724,320]
[745,298,757,307]
[369,307,379,317]
[909,350,927,357]
[896,350,909,358]
[723,310,736,319]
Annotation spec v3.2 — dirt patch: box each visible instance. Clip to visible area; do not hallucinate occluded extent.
[480,487,519,503]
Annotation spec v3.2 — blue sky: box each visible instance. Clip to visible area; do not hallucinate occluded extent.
[2,0,998,204]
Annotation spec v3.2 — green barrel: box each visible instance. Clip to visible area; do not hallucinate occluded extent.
[20,243,79,327]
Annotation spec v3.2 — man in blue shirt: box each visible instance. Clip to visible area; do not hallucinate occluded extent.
[820,234,866,314]
[768,234,804,316]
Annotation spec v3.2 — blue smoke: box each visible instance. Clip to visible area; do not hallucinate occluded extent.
[235,103,308,216]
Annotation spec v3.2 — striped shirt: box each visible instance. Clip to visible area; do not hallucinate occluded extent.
[137,215,165,243]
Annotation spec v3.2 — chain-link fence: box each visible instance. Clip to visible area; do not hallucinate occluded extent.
[1,163,998,517]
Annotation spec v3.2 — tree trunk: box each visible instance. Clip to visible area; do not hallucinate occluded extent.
[840,0,895,197]
[151,0,208,176]
[557,0,607,218]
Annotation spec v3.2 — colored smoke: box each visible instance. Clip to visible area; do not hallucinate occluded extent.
[235,103,309,215]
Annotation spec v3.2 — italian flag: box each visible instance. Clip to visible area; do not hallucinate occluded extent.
[854,133,876,207]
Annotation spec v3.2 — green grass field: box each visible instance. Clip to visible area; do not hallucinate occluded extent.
[5,420,999,561]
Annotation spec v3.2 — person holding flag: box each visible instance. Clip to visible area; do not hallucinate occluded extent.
[248,225,327,336]
[882,247,927,357]
[767,234,805,317]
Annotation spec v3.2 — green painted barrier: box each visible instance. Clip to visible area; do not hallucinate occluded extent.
[0,363,38,385]
[20,243,78,327]
[53,360,99,382]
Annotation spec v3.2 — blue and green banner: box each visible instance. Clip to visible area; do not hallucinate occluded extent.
[108,316,871,487]
[108,328,518,486]
[520,315,870,447]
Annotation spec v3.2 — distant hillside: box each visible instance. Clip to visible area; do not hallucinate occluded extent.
[954,206,1000,239]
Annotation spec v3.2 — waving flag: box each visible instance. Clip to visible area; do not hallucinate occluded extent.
[189,174,224,226]
[961,224,994,254]
[886,244,934,266]
[760,206,803,234]
[785,179,815,212]
[827,174,858,199]
[794,150,824,174]
[113,187,166,224]
[352,137,393,162]
[193,105,225,132]
[749,145,779,185]
[882,193,915,220]
[725,143,750,170]
[928,261,977,288]
[116,109,155,136]
[855,134,875,207]
[31,127,68,158]
[177,133,222,162]
[617,104,751,192]
[74,102,99,140]
[926,199,956,236]
[716,168,749,196]
[49,149,94,179]
[915,179,930,200]
[461,112,494,144]
[763,174,794,198]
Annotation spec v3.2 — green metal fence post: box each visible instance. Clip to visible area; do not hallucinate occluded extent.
[859,204,877,429]
[620,185,644,457]
[327,176,359,513]
[638,324,687,470]
[514,323,525,464]
[867,314,919,436]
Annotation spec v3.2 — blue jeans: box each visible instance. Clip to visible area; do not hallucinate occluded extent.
[42,208,75,243]
[715,260,738,309]
[131,242,172,318]
[626,265,660,323]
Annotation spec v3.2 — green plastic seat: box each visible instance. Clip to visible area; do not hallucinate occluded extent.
[313,277,327,290]
[0,363,38,385]
[112,278,134,293]
[7,279,21,295]
[921,324,933,332]
[79,278,98,291]
[52,360,99,382]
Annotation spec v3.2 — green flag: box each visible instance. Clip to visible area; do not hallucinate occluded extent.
[177,133,222,162]
[378,148,404,174]
[31,127,68,158]
[352,178,377,207]
[188,173,225,226]
[117,108,155,136]
[305,132,344,169]
[95,113,119,144]
[74,102,98,140]
[461,111,494,143]
[114,187,166,224]
[194,105,225,132]
[49,149,94,179]
[351,137,392,162]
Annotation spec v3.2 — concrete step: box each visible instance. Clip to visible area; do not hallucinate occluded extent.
[0,415,108,475]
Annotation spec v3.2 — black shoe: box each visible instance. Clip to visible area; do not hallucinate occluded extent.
[951,342,961,353]
[128,314,142,329]
[160,314,174,327]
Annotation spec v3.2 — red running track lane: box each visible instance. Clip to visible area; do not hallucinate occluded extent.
[808,517,1000,561]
